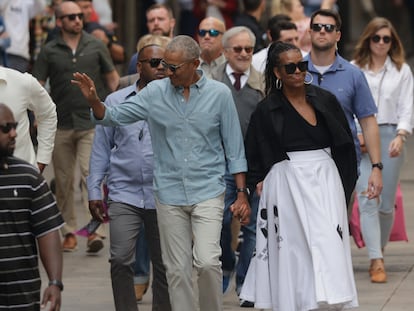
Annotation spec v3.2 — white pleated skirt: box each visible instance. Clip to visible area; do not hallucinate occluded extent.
[240,148,358,311]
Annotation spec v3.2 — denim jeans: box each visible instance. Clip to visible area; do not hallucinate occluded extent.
[355,125,405,259]
[221,171,259,295]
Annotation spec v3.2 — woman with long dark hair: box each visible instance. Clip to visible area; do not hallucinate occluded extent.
[240,41,358,310]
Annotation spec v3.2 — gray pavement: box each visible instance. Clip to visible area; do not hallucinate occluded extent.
[40,138,414,311]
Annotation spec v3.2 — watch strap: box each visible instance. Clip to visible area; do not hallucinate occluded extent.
[49,279,64,291]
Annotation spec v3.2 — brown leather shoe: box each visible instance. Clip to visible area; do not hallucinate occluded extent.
[134,282,149,302]
[86,233,104,254]
[62,233,78,252]
[369,258,387,283]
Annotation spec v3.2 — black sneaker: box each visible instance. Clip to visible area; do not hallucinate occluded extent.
[239,299,254,308]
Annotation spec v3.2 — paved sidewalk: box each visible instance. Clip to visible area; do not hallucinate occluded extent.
[40,138,414,311]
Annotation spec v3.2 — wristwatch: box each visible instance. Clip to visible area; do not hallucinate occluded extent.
[236,187,250,195]
[49,279,64,291]
[372,162,383,170]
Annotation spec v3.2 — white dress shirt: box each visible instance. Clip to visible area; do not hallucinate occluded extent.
[353,56,413,134]
[0,66,57,166]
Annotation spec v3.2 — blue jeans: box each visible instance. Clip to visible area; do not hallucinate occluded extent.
[355,125,405,259]
[133,225,150,284]
[221,171,259,294]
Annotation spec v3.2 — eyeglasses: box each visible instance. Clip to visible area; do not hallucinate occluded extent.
[311,23,336,33]
[60,13,84,21]
[282,61,308,74]
[198,29,223,37]
[371,35,392,44]
[0,122,18,134]
[161,59,193,73]
[228,46,254,54]
[139,58,162,68]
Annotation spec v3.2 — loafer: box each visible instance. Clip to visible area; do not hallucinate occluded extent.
[134,282,149,302]
[62,233,78,252]
[86,233,104,254]
[369,258,387,283]
[239,299,254,308]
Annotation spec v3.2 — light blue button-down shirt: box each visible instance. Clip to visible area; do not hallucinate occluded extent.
[92,71,247,205]
[87,83,155,209]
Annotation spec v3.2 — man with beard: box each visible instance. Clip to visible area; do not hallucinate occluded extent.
[87,35,172,311]
[127,4,176,74]
[32,0,119,253]
[197,16,226,78]
[0,103,64,311]
[304,9,382,202]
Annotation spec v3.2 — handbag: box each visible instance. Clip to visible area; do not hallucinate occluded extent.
[349,184,408,248]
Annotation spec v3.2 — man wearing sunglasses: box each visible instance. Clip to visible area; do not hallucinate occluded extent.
[0,103,64,311]
[211,25,264,308]
[73,35,250,311]
[304,9,383,202]
[74,0,125,64]
[87,35,171,311]
[32,0,119,253]
[197,17,226,78]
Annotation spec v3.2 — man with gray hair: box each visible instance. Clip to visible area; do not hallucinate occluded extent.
[211,25,264,307]
[72,35,251,311]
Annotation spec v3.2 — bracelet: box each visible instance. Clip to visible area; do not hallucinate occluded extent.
[396,133,407,142]
[48,279,64,291]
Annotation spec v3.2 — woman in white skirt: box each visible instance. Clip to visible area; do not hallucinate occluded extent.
[240,41,359,310]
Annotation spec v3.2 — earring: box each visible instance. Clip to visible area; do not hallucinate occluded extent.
[276,78,282,89]
[304,72,313,85]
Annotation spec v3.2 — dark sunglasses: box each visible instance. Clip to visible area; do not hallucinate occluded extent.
[139,58,162,68]
[60,13,84,21]
[0,122,18,134]
[160,59,193,73]
[311,23,336,33]
[282,61,308,74]
[371,35,391,44]
[229,46,254,54]
[198,29,223,37]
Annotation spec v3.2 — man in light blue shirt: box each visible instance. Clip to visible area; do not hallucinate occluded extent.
[87,36,171,311]
[304,9,383,200]
[74,35,250,311]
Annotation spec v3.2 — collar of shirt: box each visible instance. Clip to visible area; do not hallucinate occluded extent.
[225,63,250,89]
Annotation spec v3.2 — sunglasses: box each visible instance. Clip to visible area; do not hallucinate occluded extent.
[371,35,392,44]
[139,58,162,68]
[0,122,18,134]
[311,23,336,33]
[229,46,254,54]
[60,13,84,21]
[282,61,308,74]
[161,59,193,73]
[198,29,223,37]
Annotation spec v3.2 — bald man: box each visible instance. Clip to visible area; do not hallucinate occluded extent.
[197,17,226,78]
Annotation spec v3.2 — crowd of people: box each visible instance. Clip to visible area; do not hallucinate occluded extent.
[0,1,413,311]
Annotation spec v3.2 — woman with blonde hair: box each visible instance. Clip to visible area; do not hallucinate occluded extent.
[352,17,413,283]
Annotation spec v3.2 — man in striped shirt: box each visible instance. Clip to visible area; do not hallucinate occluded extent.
[0,103,64,311]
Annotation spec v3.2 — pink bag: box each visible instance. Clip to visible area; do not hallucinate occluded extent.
[350,184,408,248]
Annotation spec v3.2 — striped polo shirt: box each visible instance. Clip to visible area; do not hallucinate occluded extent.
[0,157,64,311]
